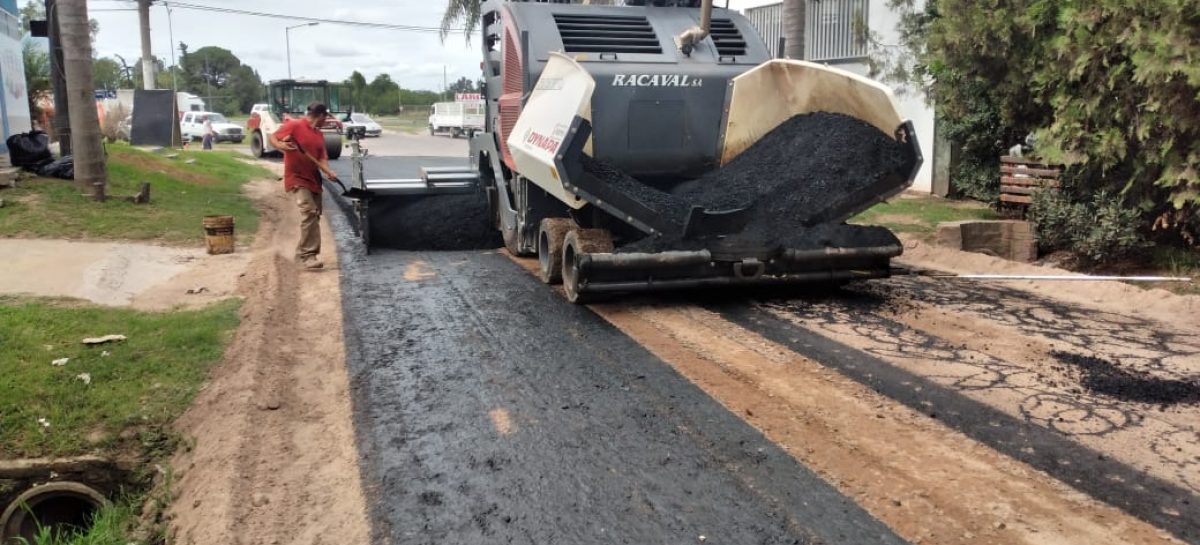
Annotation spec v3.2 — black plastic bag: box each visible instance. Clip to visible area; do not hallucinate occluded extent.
[6,130,52,168]
[37,155,73,180]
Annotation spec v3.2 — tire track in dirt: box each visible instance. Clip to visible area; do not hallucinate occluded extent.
[715,292,1200,544]
[587,301,1183,545]
[170,180,369,545]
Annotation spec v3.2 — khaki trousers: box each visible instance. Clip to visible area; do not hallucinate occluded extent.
[292,187,322,260]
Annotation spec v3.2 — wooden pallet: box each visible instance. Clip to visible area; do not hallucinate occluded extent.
[999,156,1061,208]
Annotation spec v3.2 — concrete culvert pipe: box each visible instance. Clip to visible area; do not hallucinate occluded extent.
[0,482,109,542]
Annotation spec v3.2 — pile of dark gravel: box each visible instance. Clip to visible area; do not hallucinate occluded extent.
[1052,351,1200,406]
[582,112,910,253]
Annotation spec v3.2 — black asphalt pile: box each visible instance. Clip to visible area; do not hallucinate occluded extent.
[367,194,502,251]
[594,112,909,253]
[1052,351,1200,405]
[678,112,908,218]
[580,154,691,225]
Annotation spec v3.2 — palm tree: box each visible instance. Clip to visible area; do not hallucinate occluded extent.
[782,0,805,59]
[440,0,481,41]
[59,0,106,200]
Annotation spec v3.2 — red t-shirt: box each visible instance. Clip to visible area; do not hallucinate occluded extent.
[274,119,328,194]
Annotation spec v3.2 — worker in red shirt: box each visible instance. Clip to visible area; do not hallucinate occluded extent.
[269,102,341,270]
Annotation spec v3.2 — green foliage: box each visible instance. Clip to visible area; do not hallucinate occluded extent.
[1028,188,1085,251]
[440,0,481,41]
[900,0,1200,243]
[1074,191,1149,264]
[448,76,478,94]
[1037,0,1200,233]
[13,496,141,545]
[0,145,268,244]
[1029,189,1147,264]
[178,44,264,114]
[343,72,445,116]
[92,57,122,90]
[852,194,999,238]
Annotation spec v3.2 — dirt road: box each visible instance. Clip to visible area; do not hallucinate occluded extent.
[318,136,1198,544]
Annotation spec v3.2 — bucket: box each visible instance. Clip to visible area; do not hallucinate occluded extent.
[202,215,235,255]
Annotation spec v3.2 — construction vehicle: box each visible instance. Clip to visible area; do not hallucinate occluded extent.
[247,79,349,160]
[350,0,921,302]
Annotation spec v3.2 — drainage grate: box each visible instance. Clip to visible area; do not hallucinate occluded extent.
[554,13,663,54]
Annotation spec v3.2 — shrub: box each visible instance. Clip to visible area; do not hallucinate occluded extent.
[1028,188,1084,252]
[1073,191,1148,264]
[1029,189,1147,264]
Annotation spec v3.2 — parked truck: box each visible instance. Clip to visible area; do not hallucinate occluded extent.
[428,100,485,138]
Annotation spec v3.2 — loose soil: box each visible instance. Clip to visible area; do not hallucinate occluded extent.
[168,178,369,545]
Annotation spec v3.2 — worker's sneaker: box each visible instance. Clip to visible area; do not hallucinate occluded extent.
[301,256,323,270]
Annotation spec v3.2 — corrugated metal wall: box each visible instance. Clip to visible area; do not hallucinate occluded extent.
[805,0,868,62]
[746,0,868,62]
[745,3,784,57]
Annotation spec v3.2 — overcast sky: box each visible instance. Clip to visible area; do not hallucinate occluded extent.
[86,0,483,91]
[85,0,770,92]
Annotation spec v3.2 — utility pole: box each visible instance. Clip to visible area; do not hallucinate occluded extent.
[46,0,70,154]
[166,3,177,92]
[138,0,155,89]
[60,0,107,200]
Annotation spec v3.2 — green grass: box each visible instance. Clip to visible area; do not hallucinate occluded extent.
[0,296,241,458]
[852,195,999,238]
[373,111,432,134]
[13,498,140,545]
[0,143,271,245]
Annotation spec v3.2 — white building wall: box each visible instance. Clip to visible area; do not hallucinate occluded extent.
[740,0,935,193]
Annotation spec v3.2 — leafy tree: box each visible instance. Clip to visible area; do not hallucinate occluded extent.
[363,73,400,115]
[448,76,477,94]
[1036,0,1200,244]
[886,0,1200,249]
[93,57,123,90]
[345,70,367,110]
[177,44,263,114]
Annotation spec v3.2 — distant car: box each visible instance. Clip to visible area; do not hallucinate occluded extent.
[342,113,383,137]
[250,103,269,116]
[180,111,245,143]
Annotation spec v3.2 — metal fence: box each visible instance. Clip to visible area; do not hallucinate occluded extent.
[805,0,868,62]
[745,3,783,57]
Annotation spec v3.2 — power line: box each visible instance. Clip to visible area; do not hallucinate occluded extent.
[150,1,467,33]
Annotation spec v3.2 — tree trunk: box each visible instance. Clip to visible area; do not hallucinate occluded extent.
[59,0,106,200]
[782,0,805,60]
[46,0,70,154]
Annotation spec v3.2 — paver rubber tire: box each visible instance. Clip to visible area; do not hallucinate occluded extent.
[537,218,574,284]
[250,131,264,158]
[324,133,342,160]
[562,228,614,304]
